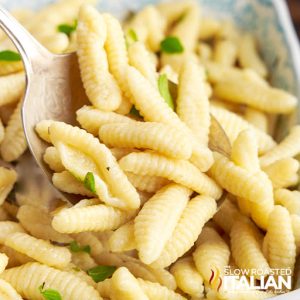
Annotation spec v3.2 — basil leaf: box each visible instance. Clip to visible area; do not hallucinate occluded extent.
[129,106,142,118]
[83,172,96,194]
[57,20,77,37]
[70,240,91,254]
[87,265,116,283]
[158,74,175,110]
[0,50,21,61]
[160,36,184,54]
[125,28,138,48]
[39,283,62,300]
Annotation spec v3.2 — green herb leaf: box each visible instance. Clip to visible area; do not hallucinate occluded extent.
[57,20,77,37]
[129,106,142,118]
[158,74,175,110]
[83,172,96,194]
[70,240,91,254]
[160,36,184,54]
[125,28,138,48]
[39,283,62,300]
[0,50,21,61]
[87,265,116,283]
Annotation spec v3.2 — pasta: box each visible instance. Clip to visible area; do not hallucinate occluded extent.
[0,279,22,300]
[43,146,64,172]
[274,189,300,216]
[213,39,237,67]
[0,167,17,205]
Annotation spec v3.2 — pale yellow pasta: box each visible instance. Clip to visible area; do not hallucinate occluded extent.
[0,262,102,300]
[238,34,268,78]
[76,105,134,136]
[134,184,191,264]
[0,279,22,300]
[214,76,297,114]
[260,125,300,167]
[43,146,64,172]
[0,101,27,162]
[267,206,296,271]
[197,42,213,61]
[212,197,242,234]
[49,121,140,210]
[193,227,230,282]
[17,204,72,243]
[126,65,213,171]
[213,39,237,67]
[110,148,137,161]
[274,189,300,215]
[210,106,276,154]
[109,221,136,253]
[243,107,268,132]
[170,257,204,299]
[65,263,97,287]
[291,214,300,255]
[5,232,71,268]
[126,172,169,193]
[262,158,299,189]
[0,167,17,205]
[0,245,33,267]
[176,59,210,146]
[0,72,25,107]
[0,61,23,76]
[35,32,69,53]
[53,171,95,197]
[71,252,97,271]
[216,20,240,42]
[111,267,149,300]
[0,221,25,244]
[230,129,260,173]
[119,152,222,199]
[35,119,54,143]
[159,65,178,84]
[52,203,134,233]
[152,195,217,268]
[230,220,270,279]
[236,196,252,217]
[0,253,8,274]
[128,42,157,87]
[99,122,192,159]
[77,5,122,111]
[199,17,221,40]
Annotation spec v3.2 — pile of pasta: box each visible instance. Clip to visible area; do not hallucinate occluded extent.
[0,0,299,299]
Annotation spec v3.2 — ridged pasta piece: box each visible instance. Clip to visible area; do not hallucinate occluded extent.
[238,34,268,78]
[0,244,33,267]
[43,146,64,172]
[210,106,276,154]
[126,65,213,172]
[5,232,71,268]
[209,153,274,229]
[291,214,300,255]
[170,257,204,298]
[0,262,102,300]
[0,72,25,107]
[126,172,169,193]
[198,42,213,61]
[0,253,8,273]
[177,59,210,146]
[193,227,230,282]
[128,42,157,87]
[214,76,297,114]
[52,203,134,233]
[109,221,136,253]
[213,39,237,67]
[0,61,23,76]
[65,263,97,287]
[119,152,222,199]
[243,107,268,132]
[260,125,300,167]
[53,171,95,197]
[262,158,299,189]
[110,148,137,161]
[0,167,17,205]
[36,32,69,53]
[17,205,72,243]
[152,195,217,268]
[111,267,149,300]
[213,197,242,234]
[237,196,252,217]
[230,129,260,173]
[77,5,122,111]
[134,184,191,264]
[274,189,300,215]
[99,122,192,159]
[71,252,97,271]
[0,101,27,162]
[0,221,25,244]
[267,206,296,272]
[35,119,54,143]
[49,121,140,210]
[76,105,134,136]
[0,279,22,300]
[230,220,270,279]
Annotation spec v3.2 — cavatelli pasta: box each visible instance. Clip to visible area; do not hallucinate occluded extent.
[134,184,191,264]
[291,214,300,255]
[213,39,237,67]
[35,119,54,143]
[52,203,134,233]
[43,146,64,172]
[0,221,25,244]
[274,189,300,215]
[0,101,27,162]
[110,148,138,161]
[77,5,122,111]
[0,262,102,300]
[71,251,97,271]
[152,195,217,268]
[119,152,222,199]
[99,122,192,159]
[243,107,268,132]
[0,279,22,300]
[5,232,71,268]
[0,253,8,273]
[0,167,17,205]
